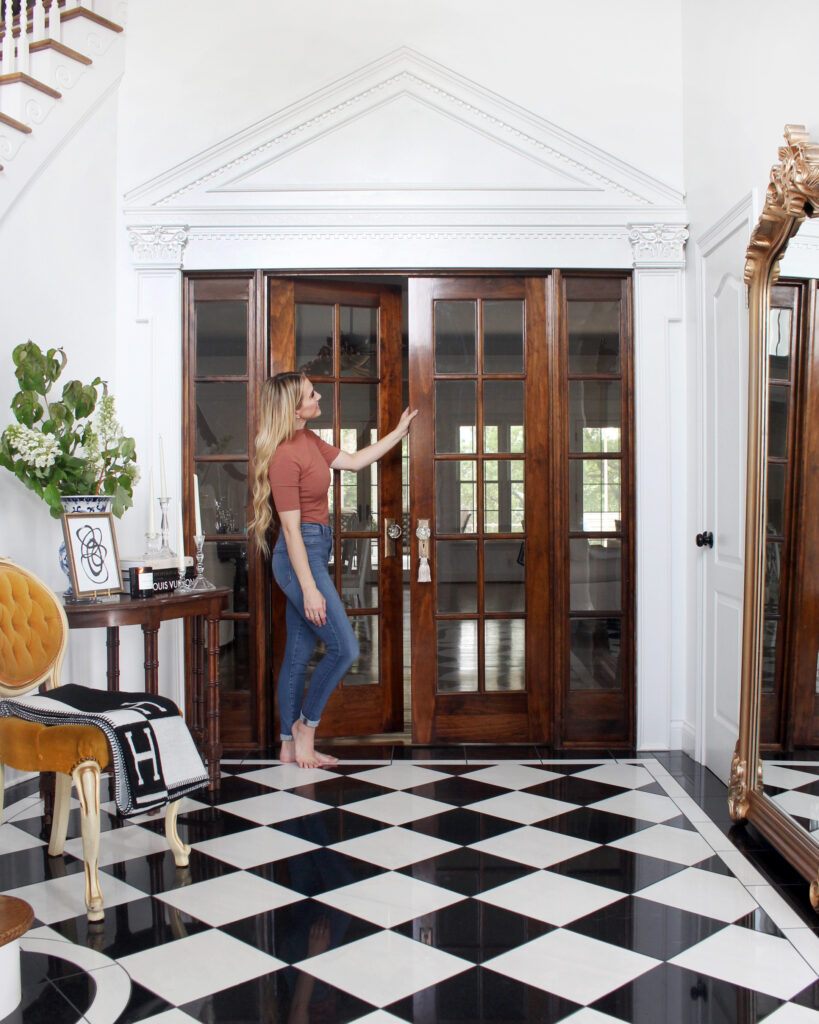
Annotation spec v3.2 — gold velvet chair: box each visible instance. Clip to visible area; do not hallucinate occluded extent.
[0,557,190,921]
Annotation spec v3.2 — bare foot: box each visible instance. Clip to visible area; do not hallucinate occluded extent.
[279,738,296,764]
[316,750,339,766]
[291,719,322,768]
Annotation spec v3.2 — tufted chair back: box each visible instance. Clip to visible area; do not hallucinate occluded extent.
[0,558,67,698]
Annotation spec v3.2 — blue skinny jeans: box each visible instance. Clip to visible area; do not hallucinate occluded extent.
[272,523,359,741]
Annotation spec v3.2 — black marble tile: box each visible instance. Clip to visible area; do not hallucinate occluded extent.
[164,806,265,845]
[319,743,396,760]
[592,962,783,1023]
[398,846,535,897]
[551,845,686,894]
[694,854,736,878]
[465,745,540,761]
[387,965,583,1024]
[525,775,631,805]
[0,845,85,891]
[393,903,553,963]
[288,775,386,807]
[3,973,82,1024]
[537,747,614,761]
[273,806,389,846]
[181,970,375,1024]
[99,847,233,896]
[198,774,271,803]
[406,806,519,846]
[50,894,212,959]
[567,897,729,961]
[733,905,788,939]
[220,901,381,960]
[250,847,384,896]
[391,745,467,761]
[406,776,506,806]
[535,806,654,845]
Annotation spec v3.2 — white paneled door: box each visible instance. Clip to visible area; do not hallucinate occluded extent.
[699,205,753,782]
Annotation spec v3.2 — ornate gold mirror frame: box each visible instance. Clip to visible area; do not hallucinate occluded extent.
[730,125,819,904]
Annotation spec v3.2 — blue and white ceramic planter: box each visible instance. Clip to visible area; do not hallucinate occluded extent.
[59,494,114,596]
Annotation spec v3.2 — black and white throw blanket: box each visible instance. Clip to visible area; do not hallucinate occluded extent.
[0,684,208,816]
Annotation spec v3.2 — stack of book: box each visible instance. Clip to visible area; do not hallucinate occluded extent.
[121,556,195,597]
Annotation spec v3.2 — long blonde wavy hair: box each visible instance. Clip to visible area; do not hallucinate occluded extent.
[250,371,306,556]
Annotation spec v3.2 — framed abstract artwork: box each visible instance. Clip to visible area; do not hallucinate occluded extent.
[61,512,123,598]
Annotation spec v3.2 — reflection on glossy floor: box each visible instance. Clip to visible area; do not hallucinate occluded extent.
[5,751,819,1023]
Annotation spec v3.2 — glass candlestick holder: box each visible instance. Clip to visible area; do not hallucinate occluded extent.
[143,531,160,559]
[189,534,216,590]
[157,498,176,558]
[177,565,193,591]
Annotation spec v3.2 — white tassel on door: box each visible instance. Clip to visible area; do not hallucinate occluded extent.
[418,556,431,583]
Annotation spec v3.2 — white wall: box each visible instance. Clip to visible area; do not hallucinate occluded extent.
[118,0,685,197]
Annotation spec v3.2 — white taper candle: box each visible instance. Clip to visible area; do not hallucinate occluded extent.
[194,474,202,537]
[159,435,168,499]
[148,470,155,535]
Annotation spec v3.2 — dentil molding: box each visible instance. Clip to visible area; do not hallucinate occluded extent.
[628,224,689,268]
[128,225,189,266]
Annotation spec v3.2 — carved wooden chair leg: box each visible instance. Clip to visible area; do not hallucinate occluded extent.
[47,772,72,857]
[164,799,191,867]
[71,760,103,921]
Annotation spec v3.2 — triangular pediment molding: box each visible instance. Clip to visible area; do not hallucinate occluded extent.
[124,47,683,213]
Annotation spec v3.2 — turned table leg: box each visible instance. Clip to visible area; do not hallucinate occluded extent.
[106,626,120,691]
[205,614,223,790]
[141,624,159,695]
[191,616,205,750]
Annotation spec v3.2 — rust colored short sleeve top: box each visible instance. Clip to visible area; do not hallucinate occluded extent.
[268,429,340,526]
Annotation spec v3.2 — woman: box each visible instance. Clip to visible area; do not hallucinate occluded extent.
[251,371,417,768]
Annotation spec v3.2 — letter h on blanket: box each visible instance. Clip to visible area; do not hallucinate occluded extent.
[0,558,208,921]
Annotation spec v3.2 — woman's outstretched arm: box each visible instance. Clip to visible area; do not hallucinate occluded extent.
[330,407,418,472]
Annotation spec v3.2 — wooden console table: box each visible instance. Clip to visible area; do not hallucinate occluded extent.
[62,588,231,790]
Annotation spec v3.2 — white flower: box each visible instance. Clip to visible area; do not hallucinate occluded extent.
[95,393,122,447]
[4,423,59,470]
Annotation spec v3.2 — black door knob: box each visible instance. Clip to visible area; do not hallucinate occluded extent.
[696,531,714,549]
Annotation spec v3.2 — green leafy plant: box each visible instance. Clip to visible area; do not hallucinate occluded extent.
[0,341,138,518]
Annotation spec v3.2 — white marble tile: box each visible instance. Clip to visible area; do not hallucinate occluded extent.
[118,928,283,1004]
[133,1012,200,1024]
[470,825,599,869]
[559,1011,632,1024]
[782,927,819,975]
[461,764,561,790]
[608,823,714,866]
[239,764,338,789]
[0,822,45,854]
[476,869,623,926]
[349,1013,409,1024]
[574,763,656,790]
[192,826,319,868]
[669,795,711,822]
[7,871,144,924]
[762,765,819,791]
[761,1000,819,1021]
[589,789,681,824]
[329,826,459,870]
[349,764,451,790]
[219,791,328,825]
[771,789,819,823]
[692,819,734,852]
[717,849,767,885]
[637,867,759,922]
[485,929,659,1004]
[156,870,301,926]
[671,924,817,1000]
[344,791,453,826]
[747,884,811,932]
[64,824,171,867]
[316,870,463,928]
[465,791,577,824]
[296,929,469,1007]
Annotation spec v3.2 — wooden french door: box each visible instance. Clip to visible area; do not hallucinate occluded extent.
[268,279,405,736]
[408,277,551,742]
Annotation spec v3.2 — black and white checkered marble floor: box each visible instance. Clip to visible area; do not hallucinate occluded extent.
[5,750,819,1023]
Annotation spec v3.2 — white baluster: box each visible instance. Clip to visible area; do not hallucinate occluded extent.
[32,0,45,40]
[17,1,29,74]
[47,0,60,41]
[1,0,15,75]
